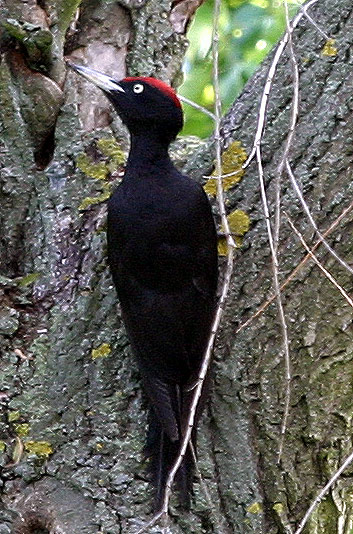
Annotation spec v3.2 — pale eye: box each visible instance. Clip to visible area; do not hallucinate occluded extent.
[133,83,144,94]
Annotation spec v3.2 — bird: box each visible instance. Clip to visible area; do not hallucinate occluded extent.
[68,62,218,509]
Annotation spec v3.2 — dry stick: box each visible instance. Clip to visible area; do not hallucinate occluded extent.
[286,214,353,533]
[235,9,340,460]
[178,94,217,121]
[161,0,237,509]
[134,511,165,534]
[248,208,353,533]
[285,214,353,308]
[203,168,243,180]
[235,197,353,335]
[302,4,330,40]
[190,445,213,508]
[203,0,326,184]
[134,0,235,531]
[293,449,353,534]
[212,0,236,251]
[274,0,300,249]
[203,0,318,184]
[243,0,319,171]
[286,160,353,276]
[153,263,235,523]
[256,144,291,464]
[190,444,229,534]
[274,0,300,463]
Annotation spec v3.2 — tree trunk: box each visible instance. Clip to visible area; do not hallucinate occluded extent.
[1,0,353,533]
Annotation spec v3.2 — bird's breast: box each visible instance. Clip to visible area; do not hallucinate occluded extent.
[107,187,198,291]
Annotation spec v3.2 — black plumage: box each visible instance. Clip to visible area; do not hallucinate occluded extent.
[69,64,218,508]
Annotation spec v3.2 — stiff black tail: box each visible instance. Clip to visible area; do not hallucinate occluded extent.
[145,409,195,510]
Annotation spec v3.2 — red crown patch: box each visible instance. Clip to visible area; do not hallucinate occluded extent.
[123,77,181,108]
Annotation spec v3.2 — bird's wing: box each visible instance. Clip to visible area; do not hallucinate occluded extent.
[156,184,218,296]
[119,283,192,382]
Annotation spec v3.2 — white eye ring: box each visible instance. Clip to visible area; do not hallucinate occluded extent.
[133,83,144,94]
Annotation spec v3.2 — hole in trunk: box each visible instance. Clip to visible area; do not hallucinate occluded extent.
[34,128,55,170]
[14,512,52,534]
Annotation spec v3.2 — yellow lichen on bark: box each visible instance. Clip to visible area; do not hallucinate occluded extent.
[204,140,247,196]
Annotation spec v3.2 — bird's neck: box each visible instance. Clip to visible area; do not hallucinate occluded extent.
[126,133,173,175]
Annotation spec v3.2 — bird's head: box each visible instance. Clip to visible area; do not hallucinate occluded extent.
[68,63,183,143]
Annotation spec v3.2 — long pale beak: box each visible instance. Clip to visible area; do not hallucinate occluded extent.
[67,61,125,93]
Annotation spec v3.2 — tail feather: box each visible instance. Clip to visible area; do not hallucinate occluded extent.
[145,408,195,510]
[143,371,212,509]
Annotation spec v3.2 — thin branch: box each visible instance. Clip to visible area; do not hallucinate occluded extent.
[256,144,291,463]
[273,0,301,461]
[243,0,319,171]
[203,168,243,180]
[286,160,353,276]
[160,0,237,508]
[178,94,217,120]
[203,0,327,185]
[190,444,213,507]
[250,0,298,458]
[274,0,300,250]
[302,4,331,40]
[235,197,353,334]
[294,450,353,534]
[211,9,236,250]
[133,0,236,530]
[159,263,235,515]
[285,214,353,308]
[134,511,166,534]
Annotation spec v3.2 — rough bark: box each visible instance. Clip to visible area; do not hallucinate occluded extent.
[1,0,353,533]
[186,1,353,533]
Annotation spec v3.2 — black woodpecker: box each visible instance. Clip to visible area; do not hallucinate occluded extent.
[69,63,218,509]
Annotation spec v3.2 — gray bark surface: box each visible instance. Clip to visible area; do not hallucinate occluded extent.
[1,0,353,533]
[188,1,353,532]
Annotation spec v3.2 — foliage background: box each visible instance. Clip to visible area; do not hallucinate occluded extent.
[181,0,303,136]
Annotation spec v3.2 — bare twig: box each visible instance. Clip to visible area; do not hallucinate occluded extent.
[160,0,236,508]
[302,4,331,40]
[274,0,300,249]
[235,198,353,334]
[286,214,353,308]
[211,5,236,251]
[203,168,243,180]
[294,450,353,534]
[190,444,213,508]
[134,510,166,534]
[256,144,291,464]
[190,445,229,534]
[133,0,236,531]
[286,161,353,276]
[274,0,301,462]
[243,0,319,171]
[247,0,300,461]
[178,94,217,120]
